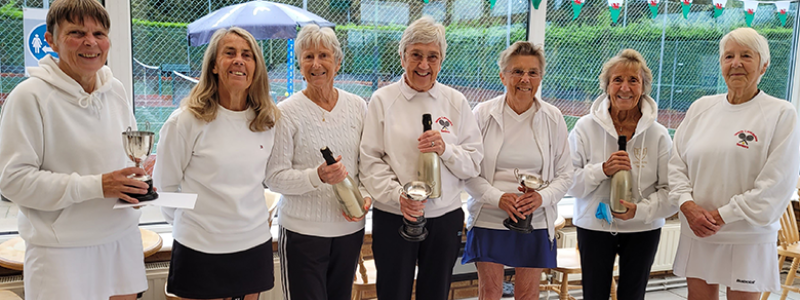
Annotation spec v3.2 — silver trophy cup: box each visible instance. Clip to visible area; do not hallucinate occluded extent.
[398,181,432,242]
[122,127,158,201]
[503,169,549,233]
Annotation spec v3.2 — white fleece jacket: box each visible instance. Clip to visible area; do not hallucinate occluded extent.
[465,95,573,243]
[568,94,676,233]
[154,106,275,253]
[0,55,140,247]
[359,77,483,218]
[669,91,800,244]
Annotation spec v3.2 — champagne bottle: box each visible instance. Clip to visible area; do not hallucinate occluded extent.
[609,135,632,213]
[320,147,366,219]
[418,114,442,199]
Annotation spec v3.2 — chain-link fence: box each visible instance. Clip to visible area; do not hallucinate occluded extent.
[542,0,798,132]
[129,0,529,150]
[0,0,797,141]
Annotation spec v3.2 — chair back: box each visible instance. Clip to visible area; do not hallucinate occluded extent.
[779,203,800,248]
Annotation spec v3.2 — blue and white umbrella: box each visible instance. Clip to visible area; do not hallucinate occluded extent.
[187,0,335,47]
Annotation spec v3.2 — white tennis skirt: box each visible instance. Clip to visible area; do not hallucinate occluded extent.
[23,227,148,300]
[673,233,780,293]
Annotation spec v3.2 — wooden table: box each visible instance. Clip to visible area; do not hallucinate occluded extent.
[0,290,21,300]
[0,228,163,271]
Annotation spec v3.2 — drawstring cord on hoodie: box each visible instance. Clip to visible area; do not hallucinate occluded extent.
[78,92,104,118]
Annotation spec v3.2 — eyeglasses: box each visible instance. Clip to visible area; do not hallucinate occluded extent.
[407,52,440,64]
[505,69,541,78]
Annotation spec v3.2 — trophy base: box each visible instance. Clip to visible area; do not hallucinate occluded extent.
[399,226,428,242]
[503,218,533,234]
[123,178,159,202]
[399,216,428,242]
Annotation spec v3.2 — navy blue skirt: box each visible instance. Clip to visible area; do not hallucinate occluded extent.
[462,227,556,268]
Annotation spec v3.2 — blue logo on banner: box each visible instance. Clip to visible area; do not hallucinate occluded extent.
[28,23,58,60]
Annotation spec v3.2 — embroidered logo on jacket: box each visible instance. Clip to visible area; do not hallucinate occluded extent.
[436,117,453,133]
[735,130,758,149]
[633,147,647,168]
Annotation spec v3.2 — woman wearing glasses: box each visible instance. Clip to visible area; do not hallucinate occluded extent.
[463,41,573,300]
[567,49,676,300]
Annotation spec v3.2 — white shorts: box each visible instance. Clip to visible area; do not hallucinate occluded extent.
[24,227,148,300]
[673,233,779,293]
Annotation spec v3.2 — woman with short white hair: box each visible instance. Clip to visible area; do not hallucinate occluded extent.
[670,27,800,299]
[464,41,573,300]
[360,16,483,300]
[265,24,372,300]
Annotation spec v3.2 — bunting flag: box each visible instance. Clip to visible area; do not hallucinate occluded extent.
[775,1,790,26]
[608,0,624,23]
[648,0,660,19]
[532,0,542,9]
[744,0,757,26]
[681,0,692,19]
[712,0,727,18]
[489,0,496,8]
[572,0,585,20]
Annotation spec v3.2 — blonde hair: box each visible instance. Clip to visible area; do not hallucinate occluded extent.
[295,24,343,64]
[398,16,447,61]
[598,49,654,97]
[497,41,546,76]
[47,0,110,38]
[182,27,279,131]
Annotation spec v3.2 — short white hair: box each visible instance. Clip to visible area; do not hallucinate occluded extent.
[497,41,546,76]
[398,16,447,61]
[719,27,770,69]
[295,24,343,63]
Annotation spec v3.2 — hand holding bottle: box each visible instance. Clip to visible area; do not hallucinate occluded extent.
[417,131,445,156]
[602,150,632,176]
[317,155,347,184]
[343,197,373,222]
[611,200,637,220]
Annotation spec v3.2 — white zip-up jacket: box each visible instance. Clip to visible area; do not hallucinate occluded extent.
[569,94,676,232]
[0,55,140,247]
[359,77,483,218]
[465,95,573,243]
[669,92,800,244]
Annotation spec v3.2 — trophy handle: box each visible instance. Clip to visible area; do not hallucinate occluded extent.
[144,121,151,132]
[514,168,521,182]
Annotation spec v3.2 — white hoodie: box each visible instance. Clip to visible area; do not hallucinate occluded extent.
[669,92,800,245]
[568,94,676,233]
[0,55,140,247]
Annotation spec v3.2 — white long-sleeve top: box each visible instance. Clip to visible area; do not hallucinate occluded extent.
[0,55,140,247]
[359,77,483,218]
[265,89,369,237]
[669,91,800,244]
[465,95,573,243]
[568,94,675,232]
[154,106,275,254]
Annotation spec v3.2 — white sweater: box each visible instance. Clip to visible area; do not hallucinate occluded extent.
[568,95,676,233]
[265,89,368,237]
[154,106,275,254]
[0,55,140,247]
[465,95,573,243]
[669,92,800,244]
[360,77,483,218]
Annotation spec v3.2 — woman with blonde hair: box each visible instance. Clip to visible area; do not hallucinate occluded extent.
[568,49,675,300]
[154,27,279,299]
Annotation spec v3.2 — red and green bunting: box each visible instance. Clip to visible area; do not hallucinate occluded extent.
[608,0,624,23]
[490,0,544,10]
[648,0,660,18]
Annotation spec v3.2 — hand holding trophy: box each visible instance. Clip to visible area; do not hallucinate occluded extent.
[121,126,159,201]
[398,181,432,241]
[503,168,549,233]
